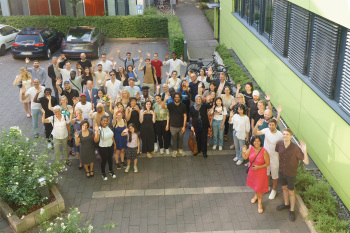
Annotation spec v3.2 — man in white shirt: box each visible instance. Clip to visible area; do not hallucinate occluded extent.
[68,70,83,94]
[92,62,107,89]
[21,79,44,138]
[98,54,114,73]
[41,105,72,165]
[56,60,74,83]
[253,118,283,200]
[104,70,123,100]
[75,93,92,119]
[163,52,187,77]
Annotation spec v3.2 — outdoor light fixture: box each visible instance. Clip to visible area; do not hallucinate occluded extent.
[38,176,50,204]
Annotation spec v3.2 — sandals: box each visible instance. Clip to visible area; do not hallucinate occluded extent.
[65,160,72,166]
[26,114,31,118]
[79,164,83,170]
[224,135,228,141]
[251,197,258,204]
[86,172,90,178]
[69,151,76,156]
[90,170,94,177]
[147,153,152,158]
[258,204,263,214]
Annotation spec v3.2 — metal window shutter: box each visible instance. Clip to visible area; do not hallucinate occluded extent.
[128,0,137,15]
[339,30,350,115]
[287,4,310,74]
[309,15,340,99]
[271,0,288,56]
[107,0,116,15]
[117,0,126,15]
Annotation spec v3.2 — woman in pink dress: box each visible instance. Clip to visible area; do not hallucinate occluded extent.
[242,136,270,214]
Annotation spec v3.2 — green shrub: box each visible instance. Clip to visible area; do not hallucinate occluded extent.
[215,43,251,85]
[204,9,214,28]
[167,15,184,56]
[0,127,65,216]
[199,2,209,10]
[313,213,349,233]
[143,6,158,15]
[295,166,317,195]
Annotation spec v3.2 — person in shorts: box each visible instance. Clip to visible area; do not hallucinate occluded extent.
[275,128,309,222]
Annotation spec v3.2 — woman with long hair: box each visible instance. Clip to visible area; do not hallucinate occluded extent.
[69,108,87,170]
[116,66,129,86]
[140,100,156,158]
[81,67,93,92]
[153,94,170,155]
[125,97,141,131]
[74,120,96,178]
[117,89,130,108]
[210,97,227,150]
[221,86,235,141]
[94,116,116,180]
[236,82,254,105]
[230,104,250,165]
[13,67,33,118]
[126,65,140,86]
[198,68,209,89]
[242,136,270,214]
[113,111,127,170]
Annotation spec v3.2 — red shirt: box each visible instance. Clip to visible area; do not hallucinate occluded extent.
[151,60,163,77]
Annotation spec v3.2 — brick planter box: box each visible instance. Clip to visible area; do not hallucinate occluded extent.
[0,185,65,233]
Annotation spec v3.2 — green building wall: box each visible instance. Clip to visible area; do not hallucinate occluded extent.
[219,0,350,210]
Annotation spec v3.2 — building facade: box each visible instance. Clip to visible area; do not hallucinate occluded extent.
[219,0,350,209]
[0,0,141,16]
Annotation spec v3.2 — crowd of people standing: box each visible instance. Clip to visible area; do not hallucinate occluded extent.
[13,49,309,220]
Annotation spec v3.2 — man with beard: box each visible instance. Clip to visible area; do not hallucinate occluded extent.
[75,93,93,119]
[25,58,47,86]
[56,80,80,106]
[258,106,282,144]
[92,62,107,89]
[33,88,58,149]
[162,92,187,157]
[68,70,83,94]
[253,118,283,200]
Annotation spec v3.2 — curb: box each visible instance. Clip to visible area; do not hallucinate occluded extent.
[295,193,318,233]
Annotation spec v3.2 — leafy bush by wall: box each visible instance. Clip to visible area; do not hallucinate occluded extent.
[167,15,184,56]
[215,43,251,85]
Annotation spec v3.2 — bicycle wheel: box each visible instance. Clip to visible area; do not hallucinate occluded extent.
[186,63,200,73]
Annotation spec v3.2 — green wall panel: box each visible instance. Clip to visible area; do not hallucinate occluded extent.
[220,0,350,209]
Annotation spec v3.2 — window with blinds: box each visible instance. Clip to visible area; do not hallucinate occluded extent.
[263,0,273,41]
[252,0,261,31]
[339,30,350,115]
[287,4,311,75]
[271,0,289,56]
[309,15,341,99]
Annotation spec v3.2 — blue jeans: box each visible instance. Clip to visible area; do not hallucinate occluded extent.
[233,134,246,161]
[31,108,42,136]
[212,119,224,147]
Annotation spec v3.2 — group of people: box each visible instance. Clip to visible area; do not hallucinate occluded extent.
[13,50,309,221]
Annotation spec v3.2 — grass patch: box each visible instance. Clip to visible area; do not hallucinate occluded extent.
[204,9,214,29]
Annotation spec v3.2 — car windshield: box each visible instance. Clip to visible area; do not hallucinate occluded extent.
[66,28,92,42]
[15,35,41,43]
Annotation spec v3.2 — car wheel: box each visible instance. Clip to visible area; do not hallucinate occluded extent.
[45,48,51,60]
[0,45,5,56]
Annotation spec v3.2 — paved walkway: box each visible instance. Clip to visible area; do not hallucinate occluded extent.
[0,40,310,233]
[176,0,218,59]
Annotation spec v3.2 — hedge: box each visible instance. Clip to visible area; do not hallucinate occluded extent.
[215,43,251,85]
[0,14,184,55]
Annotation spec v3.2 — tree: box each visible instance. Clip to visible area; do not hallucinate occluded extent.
[68,0,82,17]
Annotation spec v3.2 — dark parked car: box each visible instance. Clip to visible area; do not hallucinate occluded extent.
[11,27,64,59]
[61,26,105,59]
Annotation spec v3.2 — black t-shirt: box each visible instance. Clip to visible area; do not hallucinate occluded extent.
[189,81,202,102]
[39,96,58,117]
[61,89,79,106]
[251,111,264,127]
[78,59,92,69]
[167,102,187,127]
[241,91,253,105]
[247,99,259,118]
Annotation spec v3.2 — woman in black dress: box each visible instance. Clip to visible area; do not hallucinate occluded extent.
[81,67,93,92]
[125,97,141,131]
[190,94,213,158]
[140,100,156,158]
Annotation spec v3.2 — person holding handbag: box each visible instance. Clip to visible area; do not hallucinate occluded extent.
[242,136,270,214]
[190,91,213,158]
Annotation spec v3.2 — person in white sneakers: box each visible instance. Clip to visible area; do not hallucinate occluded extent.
[210,97,227,151]
[253,118,283,200]
[229,104,250,165]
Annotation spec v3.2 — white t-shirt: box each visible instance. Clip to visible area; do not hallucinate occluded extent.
[98,60,113,73]
[75,102,92,119]
[231,114,250,140]
[60,68,74,82]
[163,59,187,75]
[211,106,227,121]
[69,76,82,93]
[105,79,122,100]
[99,126,114,147]
[261,128,283,160]
[168,77,181,89]
[25,86,44,109]
[48,115,70,139]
